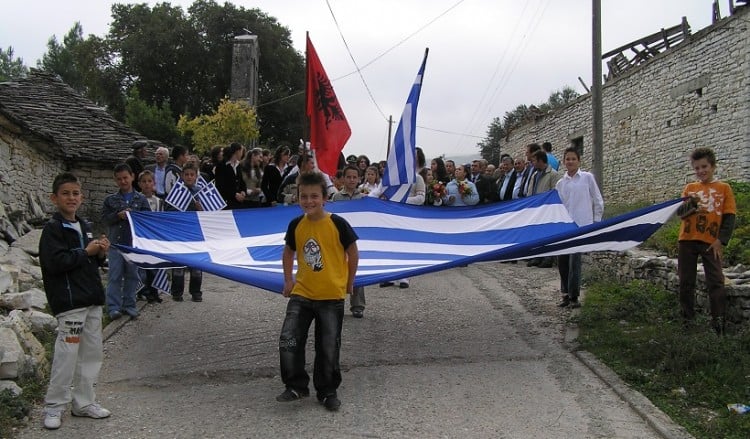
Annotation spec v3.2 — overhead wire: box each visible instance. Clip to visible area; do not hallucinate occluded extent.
[453,1,531,148]
[325,0,388,121]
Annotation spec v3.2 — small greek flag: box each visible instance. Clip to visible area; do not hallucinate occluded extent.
[195,181,227,211]
[196,175,208,190]
[165,179,192,212]
[152,268,171,294]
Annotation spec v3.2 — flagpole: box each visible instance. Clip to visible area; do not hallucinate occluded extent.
[304,31,311,148]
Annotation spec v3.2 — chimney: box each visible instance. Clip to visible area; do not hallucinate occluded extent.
[230,35,259,106]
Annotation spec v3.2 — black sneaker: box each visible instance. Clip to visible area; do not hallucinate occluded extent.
[569,300,581,309]
[191,294,203,302]
[379,281,394,288]
[351,310,363,318]
[172,294,184,302]
[321,395,341,411]
[558,296,571,307]
[276,388,309,402]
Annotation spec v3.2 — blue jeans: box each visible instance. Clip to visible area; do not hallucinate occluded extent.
[106,247,141,314]
[557,253,582,300]
[279,296,344,400]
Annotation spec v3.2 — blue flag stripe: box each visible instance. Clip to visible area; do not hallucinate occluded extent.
[120,193,682,293]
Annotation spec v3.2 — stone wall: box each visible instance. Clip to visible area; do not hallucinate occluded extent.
[499,9,750,204]
[0,126,121,234]
[586,250,750,324]
[0,123,64,218]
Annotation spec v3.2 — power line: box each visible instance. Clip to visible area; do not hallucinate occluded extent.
[325,0,388,121]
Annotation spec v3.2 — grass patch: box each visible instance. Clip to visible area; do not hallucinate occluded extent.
[576,279,750,439]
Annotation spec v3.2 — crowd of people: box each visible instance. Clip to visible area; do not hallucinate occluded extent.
[36,138,734,427]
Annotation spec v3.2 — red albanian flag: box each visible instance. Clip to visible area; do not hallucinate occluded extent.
[306,35,351,176]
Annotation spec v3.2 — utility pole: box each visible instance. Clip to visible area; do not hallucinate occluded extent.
[386,115,394,152]
[592,0,603,187]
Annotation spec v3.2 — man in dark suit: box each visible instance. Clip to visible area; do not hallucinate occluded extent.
[497,156,517,201]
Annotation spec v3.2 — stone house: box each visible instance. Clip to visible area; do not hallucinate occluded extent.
[0,71,147,231]
[499,6,750,205]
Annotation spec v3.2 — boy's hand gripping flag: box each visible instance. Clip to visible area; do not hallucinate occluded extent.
[306,34,351,176]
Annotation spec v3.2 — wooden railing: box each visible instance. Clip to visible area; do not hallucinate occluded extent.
[602,17,691,81]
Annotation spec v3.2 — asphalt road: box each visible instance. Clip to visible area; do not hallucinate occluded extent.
[17,262,688,439]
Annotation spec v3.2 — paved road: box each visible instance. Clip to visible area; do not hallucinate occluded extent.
[18,262,684,438]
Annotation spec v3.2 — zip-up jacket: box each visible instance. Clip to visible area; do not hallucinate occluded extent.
[101,190,151,245]
[39,213,105,315]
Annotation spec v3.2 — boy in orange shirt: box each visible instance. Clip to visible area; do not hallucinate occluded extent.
[676,147,736,334]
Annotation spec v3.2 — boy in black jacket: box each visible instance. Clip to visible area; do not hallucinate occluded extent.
[39,173,112,430]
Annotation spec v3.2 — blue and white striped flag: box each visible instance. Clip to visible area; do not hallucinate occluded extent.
[152,268,171,294]
[196,175,208,190]
[120,192,683,294]
[195,181,227,212]
[381,49,429,202]
[164,179,192,212]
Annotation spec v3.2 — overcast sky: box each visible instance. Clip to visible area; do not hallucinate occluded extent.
[1,0,714,161]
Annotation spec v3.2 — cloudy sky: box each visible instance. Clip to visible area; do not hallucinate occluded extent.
[1,0,714,161]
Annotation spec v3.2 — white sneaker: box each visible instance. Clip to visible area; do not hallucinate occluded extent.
[71,403,111,419]
[43,410,62,430]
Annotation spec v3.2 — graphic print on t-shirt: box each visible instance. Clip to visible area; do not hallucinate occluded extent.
[303,238,323,271]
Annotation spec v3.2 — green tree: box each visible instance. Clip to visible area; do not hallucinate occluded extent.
[177,97,259,155]
[39,23,125,117]
[108,0,304,143]
[478,86,581,162]
[124,89,179,144]
[0,46,28,81]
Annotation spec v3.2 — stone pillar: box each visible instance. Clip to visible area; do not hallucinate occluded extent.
[230,35,259,107]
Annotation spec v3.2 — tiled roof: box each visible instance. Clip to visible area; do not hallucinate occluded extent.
[0,70,144,162]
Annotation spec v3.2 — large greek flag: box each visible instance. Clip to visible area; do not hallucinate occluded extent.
[119,191,682,294]
[381,49,429,202]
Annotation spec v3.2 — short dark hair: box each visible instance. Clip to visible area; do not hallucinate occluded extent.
[343,165,360,176]
[532,150,548,164]
[542,142,552,152]
[297,171,328,197]
[172,144,188,160]
[52,172,80,194]
[114,163,133,175]
[690,147,717,166]
[527,143,542,153]
[182,161,199,173]
[563,146,580,160]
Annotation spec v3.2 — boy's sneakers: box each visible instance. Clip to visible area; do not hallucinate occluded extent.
[72,403,111,419]
[320,395,341,412]
[108,311,122,320]
[276,388,309,402]
[43,410,62,430]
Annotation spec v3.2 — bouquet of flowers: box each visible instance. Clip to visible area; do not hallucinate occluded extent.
[359,186,370,195]
[427,181,447,206]
[457,181,473,196]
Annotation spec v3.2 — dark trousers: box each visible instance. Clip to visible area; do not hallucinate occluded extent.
[171,267,203,297]
[279,296,344,400]
[678,240,726,319]
[557,253,582,300]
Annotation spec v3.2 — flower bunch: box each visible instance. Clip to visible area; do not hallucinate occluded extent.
[457,181,473,196]
[359,186,370,195]
[427,181,446,206]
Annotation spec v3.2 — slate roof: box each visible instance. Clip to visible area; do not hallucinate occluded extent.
[0,70,145,163]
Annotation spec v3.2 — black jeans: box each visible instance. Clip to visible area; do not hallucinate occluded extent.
[171,267,202,297]
[279,296,344,400]
[678,240,726,319]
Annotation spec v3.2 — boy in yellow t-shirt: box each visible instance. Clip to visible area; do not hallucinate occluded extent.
[277,171,359,411]
[676,147,736,334]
